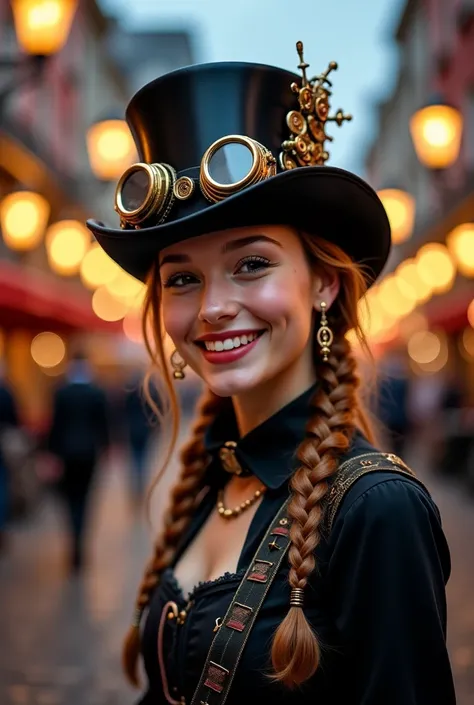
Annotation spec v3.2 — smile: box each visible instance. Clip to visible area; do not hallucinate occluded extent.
[195,330,265,365]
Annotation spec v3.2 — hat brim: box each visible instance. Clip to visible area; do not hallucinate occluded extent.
[86,166,391,284]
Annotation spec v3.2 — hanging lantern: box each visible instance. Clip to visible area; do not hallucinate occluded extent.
[377,189,415,245]
[410,103,463,169]
[446,223,474,277]
[45,220,90,276]
[0,191,50,251]
[86,119,137,180]
[11,0,79,56]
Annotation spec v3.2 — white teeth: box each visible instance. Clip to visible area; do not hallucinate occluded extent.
[203,332,261,351]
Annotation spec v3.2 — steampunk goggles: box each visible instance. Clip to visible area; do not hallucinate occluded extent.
[114,134,277,229]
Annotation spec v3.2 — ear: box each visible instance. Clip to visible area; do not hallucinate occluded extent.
[312,269,340,313]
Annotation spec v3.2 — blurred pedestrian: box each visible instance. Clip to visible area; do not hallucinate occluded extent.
[376,351,410,457]
[47,351,110,571]
[0,365,19,552]
[123,370,158,506]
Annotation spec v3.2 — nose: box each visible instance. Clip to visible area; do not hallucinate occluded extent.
[197,280,240,324]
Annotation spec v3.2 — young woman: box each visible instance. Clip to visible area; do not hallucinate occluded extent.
[88,43,456,705]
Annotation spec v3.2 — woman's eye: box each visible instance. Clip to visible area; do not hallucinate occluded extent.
[163,273,198,288]
[236,256,272,274]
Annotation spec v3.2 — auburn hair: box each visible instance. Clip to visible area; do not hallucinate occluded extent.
[122,229,376,689]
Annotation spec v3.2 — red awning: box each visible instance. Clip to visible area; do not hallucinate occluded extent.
[0,260,122,334]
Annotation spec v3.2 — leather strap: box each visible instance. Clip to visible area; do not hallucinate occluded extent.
[191,497,292,705]
[191,451,425,705]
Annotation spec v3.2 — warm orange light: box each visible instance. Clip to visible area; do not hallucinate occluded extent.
[123,311,143,344]
[468,299,474,328]
[410,104,463,169]
[86,120,137,180]
[459,327,474,361]
[80,243,122,289]
[92,286,128,322]
[377,189,415,245]
[407,330,441,365]
[378,274,416,318]
[31,331,66,368]
[0,191,50,251]
[395,258,433,303]
[446,223,474,277]
[11,0,78,55]
[45,220,90,276]
[415,243,456,294]
[106,270,145,301]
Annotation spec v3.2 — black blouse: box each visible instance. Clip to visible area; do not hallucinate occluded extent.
[138,386,456,705]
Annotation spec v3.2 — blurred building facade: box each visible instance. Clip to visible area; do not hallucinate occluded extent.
[0,0,199,429]
[365,0,474,401]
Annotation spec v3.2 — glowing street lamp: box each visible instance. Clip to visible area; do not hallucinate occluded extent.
[86,119,137,180]
[377,188,415,245]
[0,191,50,250]
[11,0,79,56]
[410,102,463,169]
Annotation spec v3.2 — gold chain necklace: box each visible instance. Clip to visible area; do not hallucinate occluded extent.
[217,485,266,519]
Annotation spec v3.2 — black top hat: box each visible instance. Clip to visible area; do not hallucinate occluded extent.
[87,43,391,283]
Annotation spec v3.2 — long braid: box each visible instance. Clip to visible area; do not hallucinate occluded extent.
[123,388,222,686]
[271,322,360,687]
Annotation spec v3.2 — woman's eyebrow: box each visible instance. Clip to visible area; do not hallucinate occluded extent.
[159,234,282,268]
[222,235,283,253]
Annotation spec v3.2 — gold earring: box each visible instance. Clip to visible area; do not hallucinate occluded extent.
[170,349,187,379]
[317,301,333,362]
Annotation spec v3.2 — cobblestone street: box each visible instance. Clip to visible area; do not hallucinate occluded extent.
[0,450,473,704]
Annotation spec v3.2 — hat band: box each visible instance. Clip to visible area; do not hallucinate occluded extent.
[114,134,277,229]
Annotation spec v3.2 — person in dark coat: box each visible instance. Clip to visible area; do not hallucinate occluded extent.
[48,352,110,571]
[86,42,456,704]
[123,371,158,505]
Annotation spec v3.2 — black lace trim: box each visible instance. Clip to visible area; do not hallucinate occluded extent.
[164,566,247,602]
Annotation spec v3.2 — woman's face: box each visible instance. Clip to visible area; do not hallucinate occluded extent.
[159,225,337,398]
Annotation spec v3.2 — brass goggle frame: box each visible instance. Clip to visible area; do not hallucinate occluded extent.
[114,134,277,229]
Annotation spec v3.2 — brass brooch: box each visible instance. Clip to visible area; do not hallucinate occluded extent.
[219,441,250,476]
[280,41,352,170]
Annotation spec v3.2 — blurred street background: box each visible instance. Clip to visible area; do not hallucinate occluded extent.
[0,0,473,703]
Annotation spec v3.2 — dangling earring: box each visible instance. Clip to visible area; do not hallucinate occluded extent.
[317,301,333,362]
[170,349,187,379]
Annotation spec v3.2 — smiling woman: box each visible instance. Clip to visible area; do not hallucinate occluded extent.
[86,42,455,705]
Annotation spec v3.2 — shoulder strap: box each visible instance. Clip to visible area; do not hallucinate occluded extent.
[323,451,428,533]
[191,496,292,705]
[192,451,425,705]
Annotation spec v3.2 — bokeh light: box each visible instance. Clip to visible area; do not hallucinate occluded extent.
[30,331,66,368]
[80,243,122,289]
[11,0,79,55]
[86,120,137,180]
[92,286,128,321]
[377,189,415,245]
[468,299,474,328]
[0,191,50,251]
[410,104,463,169]
[415,243,456,294]
[45,220,90,276]
[407,330,441,365]
[446,223,474,277]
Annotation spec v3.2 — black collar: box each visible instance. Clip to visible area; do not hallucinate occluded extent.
[204,384,375,491]
[205,384,315,490]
